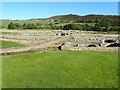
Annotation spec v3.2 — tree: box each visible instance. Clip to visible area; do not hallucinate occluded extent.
[61,32,65,36]
[98,19,111,28]
[93,23,103,31]
[110,26,119,31]
[95,19,99,23]
[14,23,20,28]
[85,20,92,23]
[8,22,16,29]
[83,24,93,31]
[22,23,27,29]
[93,19,112,32]
[63,24,83,30]
[24,23,37,29]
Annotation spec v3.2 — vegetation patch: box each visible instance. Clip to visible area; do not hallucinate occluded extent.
[1,41,26,48]
[2,32,18,35]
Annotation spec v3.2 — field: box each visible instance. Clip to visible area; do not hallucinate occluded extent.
[1,41,26,48]
[2,51,118,88]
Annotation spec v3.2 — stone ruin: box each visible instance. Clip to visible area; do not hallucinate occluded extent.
[0,30,119,53]
[57,31,119,51]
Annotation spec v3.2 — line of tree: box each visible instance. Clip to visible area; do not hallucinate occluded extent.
[63,24,83,30]
[8,22,63,30]
[8,22,41,29]
[54,19,118,26]
[7,19,119,32]
[82,19,120,32]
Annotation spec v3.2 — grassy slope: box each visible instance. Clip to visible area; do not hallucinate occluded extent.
[2,20,95,29]
[1,41,26,48]
[2,20,52,28]
[2,51,118,88]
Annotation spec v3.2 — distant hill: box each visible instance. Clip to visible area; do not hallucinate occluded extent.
[1,14,119,29]
[45,14,118,22]
[3,14,119,22]
[28,14,119,26]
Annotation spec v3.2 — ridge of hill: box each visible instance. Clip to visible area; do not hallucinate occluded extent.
[45,14,118,22]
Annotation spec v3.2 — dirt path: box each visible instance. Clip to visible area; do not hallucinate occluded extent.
[0,36,72,55]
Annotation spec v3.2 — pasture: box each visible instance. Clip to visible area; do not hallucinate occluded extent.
[2,51,118,88]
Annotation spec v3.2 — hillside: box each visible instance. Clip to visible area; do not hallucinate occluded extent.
[46,14,118,22]
[2,14,119,22]
[1,14,119,30]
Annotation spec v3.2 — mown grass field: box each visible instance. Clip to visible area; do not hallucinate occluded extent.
[2,51,118,88]
[1,41,26,48]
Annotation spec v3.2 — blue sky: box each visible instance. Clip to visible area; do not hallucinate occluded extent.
[2,2,118,20]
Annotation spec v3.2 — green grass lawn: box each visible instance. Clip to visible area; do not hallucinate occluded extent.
[1,41,26,48]
[2,51,118,88]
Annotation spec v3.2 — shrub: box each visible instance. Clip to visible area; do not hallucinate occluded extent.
[8,22,17,29]
[61,32,65,36]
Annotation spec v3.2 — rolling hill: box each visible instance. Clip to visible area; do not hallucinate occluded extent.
[46,14,118,22]
[1,14,119,29]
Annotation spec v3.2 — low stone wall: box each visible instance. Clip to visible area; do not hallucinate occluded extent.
[68,47,119,52]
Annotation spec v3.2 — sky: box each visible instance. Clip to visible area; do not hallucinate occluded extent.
[1,0,119,2]
[2,2,118,20]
